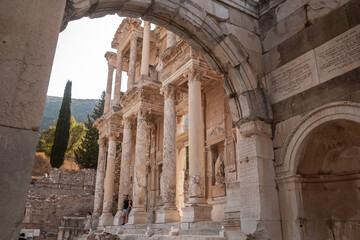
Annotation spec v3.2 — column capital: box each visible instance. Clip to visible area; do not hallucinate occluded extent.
[108,133,118,141]
[136,108,150,120]
[107,63,115,72]
[184,68,203,84]
[160,84,176,100]
[98,138,107,147]
[123,117,134,128]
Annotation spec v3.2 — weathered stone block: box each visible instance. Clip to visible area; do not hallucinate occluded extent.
[276,0,310,22]
[237,134,274,161]
[306,0,349,24]
[221,23,262,54]
[273,115,302,148]
[345,0,360,27]
[192,0,229,20]
[277,5,349,67]
[229,8,260,35]
[262,8,307,52]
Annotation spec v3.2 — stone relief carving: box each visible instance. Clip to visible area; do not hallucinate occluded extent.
[209,125,225,138]
[189,174,202,197]
[215,152,225,185]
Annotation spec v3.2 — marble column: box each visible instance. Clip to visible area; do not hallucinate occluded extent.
[167,30,176,48]
[140,21,150,77]
[128,109,148,224]
[98,134,117,226]
[104,64,114,113]
[113,52,123,106]
[93,138,107,227]
[114,118,133,225]
[128,35,137,89]
[182,70,212,223]
[156,84,180,223]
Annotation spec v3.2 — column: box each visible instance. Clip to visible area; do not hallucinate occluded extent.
[237,121,282,240]
[156,84,180,223]
[113,52,123,106]
[98,134,117,226]
[128,109,148,224]
[104,64,114,113]
[93,138,107,227]
[114,118,133,225]
[127,35,137,89]
[182,70,212,223]
[167,30,176,48]
[140,21,150,77]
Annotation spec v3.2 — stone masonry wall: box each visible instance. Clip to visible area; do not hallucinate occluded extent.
[21,169,96,240]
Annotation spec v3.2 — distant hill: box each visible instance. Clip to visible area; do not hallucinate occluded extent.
[40,96,98,131]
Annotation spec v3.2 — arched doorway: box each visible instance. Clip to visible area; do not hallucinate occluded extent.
[298,119,360,239]
[276,102,360,240]
[1,1,276,239]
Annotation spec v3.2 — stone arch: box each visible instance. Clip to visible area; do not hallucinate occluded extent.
[63,0,272,125]
[275,101,360,176]
[275,101,360,240]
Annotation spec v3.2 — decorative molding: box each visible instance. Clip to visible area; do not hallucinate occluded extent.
[275,101,360,170]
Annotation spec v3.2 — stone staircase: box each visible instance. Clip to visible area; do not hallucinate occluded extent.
[74,221,227,240]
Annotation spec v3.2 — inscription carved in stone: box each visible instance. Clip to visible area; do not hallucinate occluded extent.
[266,51,320,103]
[315,24,360,83]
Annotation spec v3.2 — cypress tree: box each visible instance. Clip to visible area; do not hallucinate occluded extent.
[74,91,105,169]
[50,80,72,168]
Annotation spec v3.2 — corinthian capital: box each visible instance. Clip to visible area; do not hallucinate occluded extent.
[160,84,176,100]
[184,68,203,84]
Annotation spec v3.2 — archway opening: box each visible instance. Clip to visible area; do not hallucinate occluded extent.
[297,119,360,239]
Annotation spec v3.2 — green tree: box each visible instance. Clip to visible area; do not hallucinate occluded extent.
[37,121,56,156]
[50,80,72,168]
[65,116,86,160]
[37,117,86,159]
[74,91,105,169]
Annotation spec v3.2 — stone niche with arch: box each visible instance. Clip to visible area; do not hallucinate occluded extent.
[275,102,360,240]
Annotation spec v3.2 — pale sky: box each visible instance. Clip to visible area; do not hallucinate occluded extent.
[48,15,128,100]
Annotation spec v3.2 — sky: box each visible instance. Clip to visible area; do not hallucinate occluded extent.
[47,15,128,100]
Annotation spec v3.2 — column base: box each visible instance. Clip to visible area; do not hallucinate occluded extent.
[182,204,212,223]
[113,210,124,225]
[155,206,180,223]
[98,212,114,227]
[127,208,147,224]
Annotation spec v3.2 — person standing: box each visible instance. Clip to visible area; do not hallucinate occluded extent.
[121,195,132,225]
[84,211,93,233]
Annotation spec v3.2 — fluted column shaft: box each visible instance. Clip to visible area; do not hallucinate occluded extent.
[188,72,206,202]
[167,30,176,48]
[114,52,123,105]
[114,118,133,225]
[99,135,117,226]
[93,138,107,222]
[128,35,137,89]
[160,84,177,205]
[140,21,150,76]
[128,109,148,224]
[104,65,114,113]
[156,84,180,223]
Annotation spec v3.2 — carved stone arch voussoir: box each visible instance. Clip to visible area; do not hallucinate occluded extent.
[275,101,360,176]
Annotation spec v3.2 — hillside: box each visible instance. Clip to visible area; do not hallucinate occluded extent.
[40,96,98,131]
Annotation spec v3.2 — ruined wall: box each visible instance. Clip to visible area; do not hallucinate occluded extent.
[21,169,96,239]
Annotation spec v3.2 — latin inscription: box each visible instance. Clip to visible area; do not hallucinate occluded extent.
[266,51,320,104]
[315,24,360,83]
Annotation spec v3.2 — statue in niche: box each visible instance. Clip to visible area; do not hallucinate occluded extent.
[215,152,225,185]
